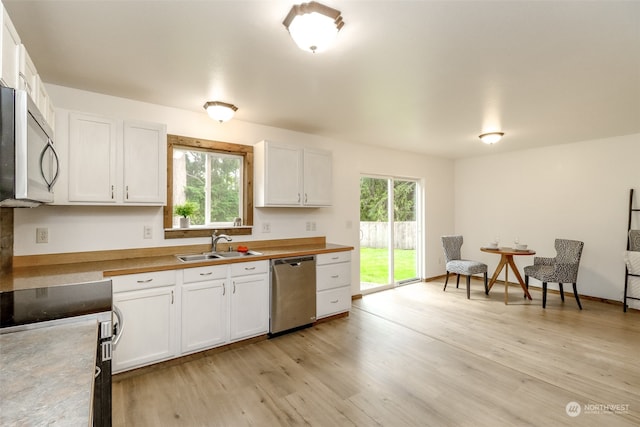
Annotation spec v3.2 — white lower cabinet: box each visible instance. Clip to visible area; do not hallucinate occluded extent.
[316,252,352,319]
[229,261,270,341]
[181,265,228,354]
[111,270,178,373]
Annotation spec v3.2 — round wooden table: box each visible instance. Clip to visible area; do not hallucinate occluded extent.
[481,247,536,304]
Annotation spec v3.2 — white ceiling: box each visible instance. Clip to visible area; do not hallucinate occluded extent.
[4,0,639,159]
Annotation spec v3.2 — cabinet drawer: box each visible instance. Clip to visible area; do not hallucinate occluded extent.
[317,286,351,318]
[112,270,176,293]
[230,260,268,277]
[317,262,351,291]
[184,265,227,283]
[317,251,351,265]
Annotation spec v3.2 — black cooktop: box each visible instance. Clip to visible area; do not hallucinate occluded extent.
[0,280,112,328]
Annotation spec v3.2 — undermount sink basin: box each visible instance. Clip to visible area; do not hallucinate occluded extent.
[177,250,262,262]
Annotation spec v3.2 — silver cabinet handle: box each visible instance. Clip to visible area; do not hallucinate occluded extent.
[244,267,256,271]
[304,193,308,203]
[331,275,339,279]
[137,278,153,283]
[330,299,339,304]
[200,272,213,276]
[222,282,226,296]
[126,185,129,200]
[171,290,174,304]
[233,281,236,294]
[111,185,115,199]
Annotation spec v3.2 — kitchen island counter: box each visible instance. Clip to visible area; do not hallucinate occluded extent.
[0,319,97,426]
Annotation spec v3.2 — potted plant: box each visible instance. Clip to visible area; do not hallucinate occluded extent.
[174,202,197,228]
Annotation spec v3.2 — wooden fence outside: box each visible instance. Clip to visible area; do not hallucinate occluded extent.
[360,221,416,249]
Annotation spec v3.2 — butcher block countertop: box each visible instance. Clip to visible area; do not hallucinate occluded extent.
[2,237,353,292]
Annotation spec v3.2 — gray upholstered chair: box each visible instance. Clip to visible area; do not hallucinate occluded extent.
[441,235,488,299]
[629,230,640,251]
[524,239,584,309]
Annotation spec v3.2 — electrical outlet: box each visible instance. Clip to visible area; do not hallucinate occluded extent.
[306,221,311,231]
[36,227,48,244]
[262,222,271,233]
[143,225,153,239]
[311,221,316,231]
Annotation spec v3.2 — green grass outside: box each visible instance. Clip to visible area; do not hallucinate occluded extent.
[360,247,417,284]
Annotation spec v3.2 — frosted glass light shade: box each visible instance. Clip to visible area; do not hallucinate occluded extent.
[203,101,238,122]
[283,2,344,53]
[479,132,504,144]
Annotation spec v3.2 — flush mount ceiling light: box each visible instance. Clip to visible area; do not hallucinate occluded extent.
[203,101,238,123]
[479,132,504,144]
[283,1,344,53]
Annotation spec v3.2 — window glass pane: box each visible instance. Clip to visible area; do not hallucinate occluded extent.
[173,148,242,227]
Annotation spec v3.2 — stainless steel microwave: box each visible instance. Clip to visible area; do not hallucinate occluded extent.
[0,87,59,207]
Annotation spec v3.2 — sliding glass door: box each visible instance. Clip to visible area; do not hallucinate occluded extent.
[360,175,420,293]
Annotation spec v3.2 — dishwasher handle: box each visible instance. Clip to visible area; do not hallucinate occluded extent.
[272,256,315,266]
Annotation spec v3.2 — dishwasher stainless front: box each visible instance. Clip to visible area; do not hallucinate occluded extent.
[270,256,316,335]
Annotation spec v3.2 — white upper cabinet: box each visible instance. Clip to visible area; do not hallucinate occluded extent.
[65,111,167,205]
[303,148,332,206]
[18,45,36,98]
[123,121,167,203]
[254,140,332,207]
[2,5,56,131]
[68,112,119,203]
[1,3,20,89]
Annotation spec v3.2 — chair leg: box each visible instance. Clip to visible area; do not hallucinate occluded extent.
[484,272,488,295]
[573,283,582,310]
[443,272,450,291]
[524,275,529,298]
[559,283,565,302]
[466,275,471,299]
[542,282,547,308]
[456,274,460,288]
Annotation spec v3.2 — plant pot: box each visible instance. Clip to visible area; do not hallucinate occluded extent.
[179,217,190,228]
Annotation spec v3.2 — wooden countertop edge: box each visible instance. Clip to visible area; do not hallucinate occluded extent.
[103,245,354,277]
[13,236,331,268]
[4,237,353,290]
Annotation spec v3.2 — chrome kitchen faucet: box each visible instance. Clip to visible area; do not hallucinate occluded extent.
[211,231,232,252]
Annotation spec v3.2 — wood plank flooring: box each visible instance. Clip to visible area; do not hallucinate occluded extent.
[112,281,640,426]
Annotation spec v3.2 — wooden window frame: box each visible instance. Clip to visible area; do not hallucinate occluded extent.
[164,134,253,239]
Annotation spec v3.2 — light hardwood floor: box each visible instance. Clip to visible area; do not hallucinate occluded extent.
[112,281,640,426]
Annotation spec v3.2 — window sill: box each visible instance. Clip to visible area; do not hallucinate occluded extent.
[164,226,252,239]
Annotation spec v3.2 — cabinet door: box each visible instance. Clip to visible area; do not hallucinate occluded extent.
[181,280,227,354]
[123,121,167,204]
[1,6,20,89]
[18,45,37,100]
[230,274,269,341]
[303,149,332,206]
[263,142,301,206]
[68,113,118,202]
[112,286,177,373]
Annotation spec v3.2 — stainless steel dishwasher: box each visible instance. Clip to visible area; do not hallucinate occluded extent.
[270,256,316,334]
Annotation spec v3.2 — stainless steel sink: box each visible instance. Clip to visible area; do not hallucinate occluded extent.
[177,250,262,262]
[214,250,262,258]
[176,253,221,262]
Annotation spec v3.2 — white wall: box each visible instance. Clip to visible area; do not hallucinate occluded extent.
[13,85,455,295]
[454,133,640,302]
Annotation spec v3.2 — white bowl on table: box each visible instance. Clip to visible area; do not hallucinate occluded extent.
[487,243,498,249]
[515,244,528,251]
